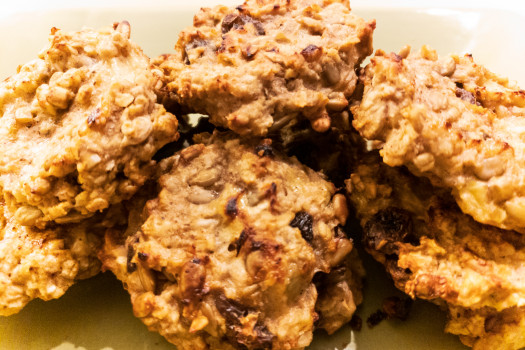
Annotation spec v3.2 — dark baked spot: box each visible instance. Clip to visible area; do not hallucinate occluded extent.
[221,14,265,35]
[137,252,149,261]
[363,208,413,255]
[290,211,314,243]
[253,322,275,348]
[301,44,323,62]
[484,314,502,334]
[215,293,247,321]
[242,45,258,60]
[226,197,238,218]
[455,83,481,106]
[221,14,241,34]
[234,229,249,256]
[255,139,274,157]
[126,244,137,273]
[215,293,275,348]
[183,37,210,64]
[181,259,206,303]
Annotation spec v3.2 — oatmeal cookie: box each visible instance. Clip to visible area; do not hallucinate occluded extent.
[0,200,103,316]
[0,22,178,228]
[347,152,525,350]
[155,0,374,136]
[352,45,525,233]
[101,132,362,350]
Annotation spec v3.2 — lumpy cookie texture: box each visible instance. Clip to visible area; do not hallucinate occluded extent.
[101,132,363,350]
[0,200,102,316]
[352,45,525,233]
[155,0,374,136]
[347,152,525,350]
[0,22,178,228]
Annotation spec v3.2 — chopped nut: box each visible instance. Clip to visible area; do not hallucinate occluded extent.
[332,193,349,224]
[46,86,74,109]
[189,168,220,187]
[187,187,217,204]
[14,206,43,226]
[121,116,153,145]
[115,93,135,108]
[189,315,209,333]
[324,63,340,85]
[312,114,331,132]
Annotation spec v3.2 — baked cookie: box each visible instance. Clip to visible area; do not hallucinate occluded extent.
[0,22,178,228]
[155,0,374,135]
[0,200,104,316]
[101,132,363,350]
[352,45,525,233]
[347,152,525,350]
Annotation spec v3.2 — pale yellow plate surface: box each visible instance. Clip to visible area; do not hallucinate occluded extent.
[1,2,524,349]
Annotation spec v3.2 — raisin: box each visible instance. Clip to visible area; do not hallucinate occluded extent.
[126,244,136,273]
[363,208,413,255]
[226,197,238,217]
[290,211,314,243]
[255,139,274,157]
[301,44,322,62]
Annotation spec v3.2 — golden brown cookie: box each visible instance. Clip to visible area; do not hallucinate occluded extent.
[0,200,104,316]
[0,22,178,228]
[155,0,374,136]
[101,132,363,350]
[352,45,525,233]
[347,152,525,350]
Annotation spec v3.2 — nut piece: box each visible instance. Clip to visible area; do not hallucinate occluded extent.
[333,194,349,225]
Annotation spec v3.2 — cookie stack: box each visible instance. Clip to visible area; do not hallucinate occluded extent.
[1,1,523,349]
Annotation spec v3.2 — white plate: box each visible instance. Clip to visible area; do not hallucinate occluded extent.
[1,2,524,349]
